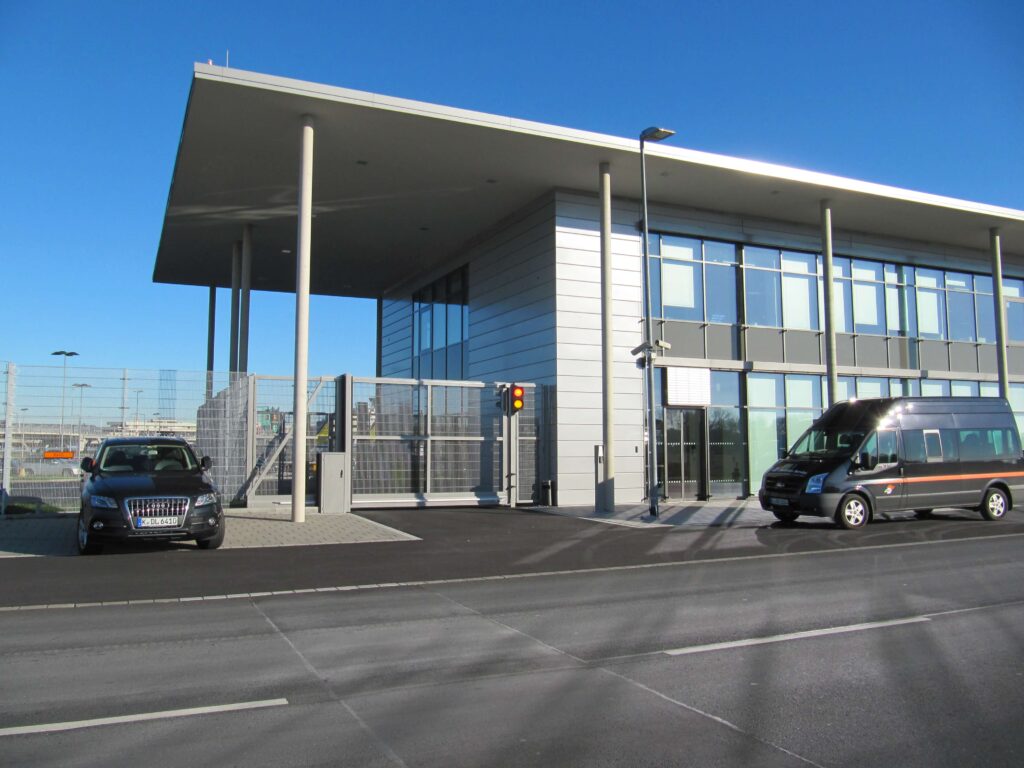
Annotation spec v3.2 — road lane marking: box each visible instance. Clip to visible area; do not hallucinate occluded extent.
[1,531,1023,611]
[663,617,931,657]
[0,698,289,737]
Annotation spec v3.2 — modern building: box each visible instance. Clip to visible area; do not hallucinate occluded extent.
[155,65,1024,510]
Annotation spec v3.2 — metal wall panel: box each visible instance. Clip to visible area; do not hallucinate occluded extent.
[919,340,950,371]
[948,342,979,373]
[663,321,705,359]
[785,330,821,364]
[745,328,785,363]
[855,336,889,368]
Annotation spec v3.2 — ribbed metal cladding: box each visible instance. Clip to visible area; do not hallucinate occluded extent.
[126,497,189,518]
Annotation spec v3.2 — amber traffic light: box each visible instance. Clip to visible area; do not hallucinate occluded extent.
[507,384,525,415]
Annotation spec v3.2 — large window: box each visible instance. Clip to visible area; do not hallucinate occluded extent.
[1006,279,1024,343]
[412,266,468,380]
[747,373,824,484]
[742,247,819,330]
[708,371,744,498]
[652,236,737,324]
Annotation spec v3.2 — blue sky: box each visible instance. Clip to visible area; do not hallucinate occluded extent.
[1,0,1021,377]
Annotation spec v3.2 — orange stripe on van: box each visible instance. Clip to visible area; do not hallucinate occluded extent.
[862,471,1024,486]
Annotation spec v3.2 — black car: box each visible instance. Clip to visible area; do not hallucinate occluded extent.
[759,397,1024,529]
[77,437,225,554]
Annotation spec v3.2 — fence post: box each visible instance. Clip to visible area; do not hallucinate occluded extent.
[1,363,14,515]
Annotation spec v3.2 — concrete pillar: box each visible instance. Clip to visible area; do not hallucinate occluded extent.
[239,224,253,373]
[598,162,615,512]
[292,115,315,524]
[991,228,1010,398]
[820,200,838,406]
[229,241,241,375]
[206,286,216,401]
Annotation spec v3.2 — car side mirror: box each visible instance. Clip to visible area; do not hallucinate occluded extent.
[80,457,94,473]
[201,456,212,470]
[858,452,874,470]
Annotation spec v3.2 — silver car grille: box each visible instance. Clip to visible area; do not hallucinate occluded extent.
[126,497,189,523]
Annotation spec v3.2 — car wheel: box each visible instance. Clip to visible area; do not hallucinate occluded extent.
[914,509,933,519]
[196,522,225,550]
[980,488,1008,521]
[77,513,103,555]
[772,510,799,524]
[836,494,869,530]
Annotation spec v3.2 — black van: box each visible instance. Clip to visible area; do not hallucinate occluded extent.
[759,397,1024,529]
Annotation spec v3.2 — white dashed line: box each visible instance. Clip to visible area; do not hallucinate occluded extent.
[0,698,289,737]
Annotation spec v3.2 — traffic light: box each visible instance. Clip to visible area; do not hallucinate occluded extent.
[505,383,525,415]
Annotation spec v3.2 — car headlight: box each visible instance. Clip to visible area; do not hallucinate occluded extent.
[805,473,828,494]
[195,493,218,507]
[91,495,119,509]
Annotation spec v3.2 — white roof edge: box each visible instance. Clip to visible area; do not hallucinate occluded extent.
[192,63,1024,226]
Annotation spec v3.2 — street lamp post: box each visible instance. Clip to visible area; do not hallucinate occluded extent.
[51,351,79,451]
[72,383,91,455]
[639,126,675,518]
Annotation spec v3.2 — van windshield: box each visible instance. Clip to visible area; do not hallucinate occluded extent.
[788,428,866,459]
[786,400,893,459]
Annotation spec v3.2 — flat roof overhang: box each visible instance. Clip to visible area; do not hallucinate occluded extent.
[156,65,1024,298]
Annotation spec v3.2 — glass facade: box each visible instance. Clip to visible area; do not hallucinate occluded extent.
[657,370,1012,501]
[648,232,1021,348]
[411,266,469,380]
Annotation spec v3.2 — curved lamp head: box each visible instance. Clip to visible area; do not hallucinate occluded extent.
[640,126,675,142]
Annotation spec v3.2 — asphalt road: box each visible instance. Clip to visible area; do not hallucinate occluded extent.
[1,509,1023,767]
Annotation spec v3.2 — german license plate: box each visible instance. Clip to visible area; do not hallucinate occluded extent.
[138,516,178,528]
[769,497,789,507]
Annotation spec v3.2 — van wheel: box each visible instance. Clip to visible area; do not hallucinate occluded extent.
[772,510,799,524]
[980,488,1008,521]
[914,509,933,519]
[836,494,869,530]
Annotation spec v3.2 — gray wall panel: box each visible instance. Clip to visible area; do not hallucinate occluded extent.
[663,321,705,359]
[919,340,950,371]
[855,336,888,369]
[785,330,821,365]
[706,324,740,360]
[948,342,979,373]
[745,328,784,363]
[836,334,856,366]
[978,345,998,374]
[888,338,916,369]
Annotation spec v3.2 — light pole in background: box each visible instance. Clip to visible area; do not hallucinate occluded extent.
[639,126,675,518]
[72,383,91,455]
[51,350,79,451]
[133,389,144,434]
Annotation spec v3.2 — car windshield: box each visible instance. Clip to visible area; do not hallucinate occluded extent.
[98,443,198,473]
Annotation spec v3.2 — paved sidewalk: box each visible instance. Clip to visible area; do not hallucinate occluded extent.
[540,496,778,529]
[0,497,781,558]
[0,503,418,558]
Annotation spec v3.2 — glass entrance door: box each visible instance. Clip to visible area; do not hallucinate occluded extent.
[663,408,708,500]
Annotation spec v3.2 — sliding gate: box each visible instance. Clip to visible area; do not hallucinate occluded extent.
[329,376,538,511]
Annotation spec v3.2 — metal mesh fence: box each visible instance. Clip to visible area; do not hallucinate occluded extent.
[348,378,539,504]
[1,363,234,511]
[1,363,544,512]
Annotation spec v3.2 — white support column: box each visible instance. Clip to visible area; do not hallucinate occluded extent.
[206,286,216,401]
[598,162,615,512]
[239,224,253,373]
[991,228,1010,398]
[820,200,838,406]
[229,242,241,376]
[292,114,315,524]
